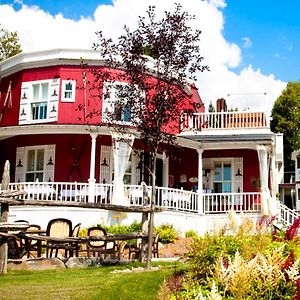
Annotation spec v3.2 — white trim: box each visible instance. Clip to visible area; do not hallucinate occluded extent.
[61,80,76,103]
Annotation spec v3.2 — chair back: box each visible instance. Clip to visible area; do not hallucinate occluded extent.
[154,232,160,243]
[26,224,41,246]
[87,226,107,248]
[46,218,72,238]
[72,223,81,237]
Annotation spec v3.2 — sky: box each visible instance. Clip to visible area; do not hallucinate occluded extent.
[0,0,298,115]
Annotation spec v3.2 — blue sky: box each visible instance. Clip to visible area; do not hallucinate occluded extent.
[224,0,300,82]
[0,0,293,112]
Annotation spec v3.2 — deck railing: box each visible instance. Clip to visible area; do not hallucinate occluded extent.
[9,182,261,215]
[277,201,300,227]
[181,111,268,132]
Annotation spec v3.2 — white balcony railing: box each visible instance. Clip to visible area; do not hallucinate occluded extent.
[9,182,261,215]
[181,111,268,132]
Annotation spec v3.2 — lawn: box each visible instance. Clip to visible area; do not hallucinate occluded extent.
[0,262,178,300]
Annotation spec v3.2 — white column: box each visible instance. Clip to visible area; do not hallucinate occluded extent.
[197,149,204,214]
[88,132,98,202]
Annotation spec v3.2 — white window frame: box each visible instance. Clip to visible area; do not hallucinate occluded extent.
[61,80,76,103]
[15,145,55,183]
[30,80,51,123]
[25,146,46,182]
[212,159,233,193]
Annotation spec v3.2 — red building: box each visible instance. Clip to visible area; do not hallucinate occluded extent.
[0,49,289,233]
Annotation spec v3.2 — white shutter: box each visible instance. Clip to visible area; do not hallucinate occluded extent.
[49,78,59,120]
[44,145,56,182]
[15,147,25,182]
[100,145,112,183]
[19,82,32,125]
[102,82,115,122]
[233,157,243,193]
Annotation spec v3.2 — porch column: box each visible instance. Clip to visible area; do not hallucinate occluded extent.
[197,149,204,214]
[88,132,98,203]
[256,145,277,216]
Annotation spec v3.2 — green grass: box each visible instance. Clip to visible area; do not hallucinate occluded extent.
[0,262,179,300]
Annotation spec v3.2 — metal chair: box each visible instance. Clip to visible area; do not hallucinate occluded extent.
[46,218,72,258]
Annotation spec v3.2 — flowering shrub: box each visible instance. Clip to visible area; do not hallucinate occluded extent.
[167,216,300,299]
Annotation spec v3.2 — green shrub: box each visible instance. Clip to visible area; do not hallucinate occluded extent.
[99,221,142,234]
[154,224,178,244]
[185,230,199,239]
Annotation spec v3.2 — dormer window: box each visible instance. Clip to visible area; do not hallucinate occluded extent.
[61,80,76,102]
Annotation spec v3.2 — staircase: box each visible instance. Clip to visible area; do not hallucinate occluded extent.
[275,201,300,229]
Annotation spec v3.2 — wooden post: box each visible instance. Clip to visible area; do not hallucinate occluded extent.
[0,160,10,274]
[140,182,149,262]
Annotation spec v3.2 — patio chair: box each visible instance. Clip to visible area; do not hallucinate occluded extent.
[128,238,142,260]
[25,224,42,258]
[46,218,73,258]
[9,220,30,258]
[117,241,127,260]
[85,226,117,258]
[69,223,81,257]
[152,232,160,258]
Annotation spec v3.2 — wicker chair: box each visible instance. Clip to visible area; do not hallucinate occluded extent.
[85,226,117,258]
[46,218,72,258]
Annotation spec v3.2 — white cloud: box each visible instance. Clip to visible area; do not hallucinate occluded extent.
[0,0,286,113]
[241,37,252,49]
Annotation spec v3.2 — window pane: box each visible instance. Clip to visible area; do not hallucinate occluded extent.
[65,82,72,91]
[27,150,35,171]
[41,83,49,100]
[33,84,39,101]
[214,164,222,181]
[36,149,44,171]
[223,182,232,193]
[26,173,35,182]
[223,163,231,180]
[35,172,43,182]
[214,182,222,193]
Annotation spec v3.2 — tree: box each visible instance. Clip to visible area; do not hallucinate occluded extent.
[271,82,300,171]
[91,4,208,269]
[0,25,22,62]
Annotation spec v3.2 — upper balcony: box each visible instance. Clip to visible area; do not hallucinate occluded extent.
[180,111,269,134]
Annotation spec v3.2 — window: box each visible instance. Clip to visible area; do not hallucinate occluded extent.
[19,79,59,125]
[26,149,45,182]
[61,80,76,102]
[31,82,49,120]
[213,161,232,193]
[102,82,133,123]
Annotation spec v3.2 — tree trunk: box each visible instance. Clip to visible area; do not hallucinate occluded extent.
[146,152,157,270]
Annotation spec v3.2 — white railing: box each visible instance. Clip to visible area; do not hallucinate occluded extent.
[181,111,268,131]
[202,192,261,214]
[9,182,112,204]
[277,201,300,227]
[9,182,261,214]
